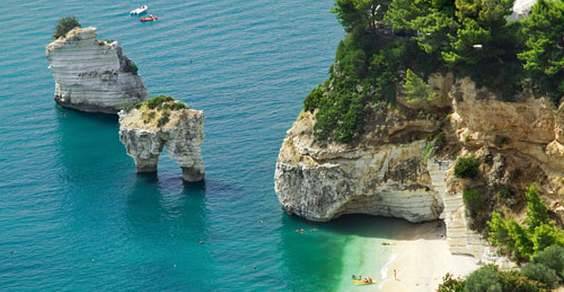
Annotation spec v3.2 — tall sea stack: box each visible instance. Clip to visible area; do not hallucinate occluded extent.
[46,27,147,113]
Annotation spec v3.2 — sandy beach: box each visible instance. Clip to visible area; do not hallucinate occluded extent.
[379,222,478,292]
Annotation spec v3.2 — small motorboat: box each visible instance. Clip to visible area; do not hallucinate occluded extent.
[130,5,149,15]
[140,15,158,22]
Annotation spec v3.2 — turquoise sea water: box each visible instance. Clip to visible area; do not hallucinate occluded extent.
[0,1,412,290]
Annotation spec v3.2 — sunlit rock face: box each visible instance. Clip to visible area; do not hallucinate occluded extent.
[512,0,537,19]
[46,27,147,113]
[275,77,563,224]
[275,110,444,223]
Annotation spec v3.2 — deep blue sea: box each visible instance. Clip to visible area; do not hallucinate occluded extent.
[0,1,413,290]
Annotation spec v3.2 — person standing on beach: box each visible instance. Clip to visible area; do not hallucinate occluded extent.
[394,269,398,281]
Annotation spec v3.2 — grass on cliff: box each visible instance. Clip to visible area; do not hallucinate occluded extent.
[135,95,188,111]
[53,16,81,39]
[132,96,188,126]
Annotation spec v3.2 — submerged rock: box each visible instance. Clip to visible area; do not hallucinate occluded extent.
[118,96,205,182]
[46,27,147,113]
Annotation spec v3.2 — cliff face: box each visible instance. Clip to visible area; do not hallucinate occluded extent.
[275,104,445,223]
[46,27,147,113]
[275,77,563,258]
[118,100,205,182]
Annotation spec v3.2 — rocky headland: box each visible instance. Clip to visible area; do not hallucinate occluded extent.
[275,0,563,268]
[46,27,147,113]
[118,96,205,182]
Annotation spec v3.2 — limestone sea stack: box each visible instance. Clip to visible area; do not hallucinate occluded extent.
[118,96,205,182]
[46,27,147,113]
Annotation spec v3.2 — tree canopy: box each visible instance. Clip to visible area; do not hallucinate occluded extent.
[53,16,81,39]
[518,0,564,104]
[307,0,563,144]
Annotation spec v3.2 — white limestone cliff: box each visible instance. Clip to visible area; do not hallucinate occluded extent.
[46,27,147,113]
[118,98,205,182]
[275,77,563,260]
[275,108,444,223]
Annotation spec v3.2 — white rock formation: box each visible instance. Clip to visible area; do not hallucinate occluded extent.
[275,111,444,223]
[512,0,537,19]
[46,27,147,113]
[118,99,205,182]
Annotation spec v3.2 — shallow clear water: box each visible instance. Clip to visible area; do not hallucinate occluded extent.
[0,0,411,290]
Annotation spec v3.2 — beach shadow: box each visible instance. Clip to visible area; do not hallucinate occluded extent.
[282,213,445,241]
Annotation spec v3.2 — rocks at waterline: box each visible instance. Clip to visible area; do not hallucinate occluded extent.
[118,96,205,182]
[46,27,147,113]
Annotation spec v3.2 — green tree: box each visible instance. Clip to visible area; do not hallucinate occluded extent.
[402,68,435,102]
[533,245,564,279]
[531,224,564,254]
[385,0,455,54]
[304,85,325,112]
[333,0,391,32]
[518,0,564,104]
[53,16,81,39]
[506,219,534,261]
[463,265,503,292]
[521,263,560,289]
[438,273,465,292]
[488,212,511,248]
[525,185,549,229]
[498,270,546,292]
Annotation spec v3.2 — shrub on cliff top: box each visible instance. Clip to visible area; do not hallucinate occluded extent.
[454,156,480,179]
[53,16,81,39]
[135,96,188,112]
[146,96,174,109]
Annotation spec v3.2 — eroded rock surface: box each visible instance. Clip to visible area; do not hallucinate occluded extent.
[275,109,444,223]
[46,27,147,113]
[275,78,563,228]
[118,98,204,182]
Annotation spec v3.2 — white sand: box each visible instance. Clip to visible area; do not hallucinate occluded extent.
[379,222,478,292]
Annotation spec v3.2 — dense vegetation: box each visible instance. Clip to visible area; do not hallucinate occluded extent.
[439,259,562,292]
[53,17,81,39]
[439,244,564,291]
[305,0,563,143]
[487,185,564,262]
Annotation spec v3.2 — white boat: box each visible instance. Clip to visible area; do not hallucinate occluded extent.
[130,5,149,15]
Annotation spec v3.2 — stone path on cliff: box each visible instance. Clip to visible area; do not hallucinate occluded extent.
[427,160,491,260]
